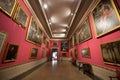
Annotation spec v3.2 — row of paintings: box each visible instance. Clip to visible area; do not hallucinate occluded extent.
[70,39,120,66]
[70,0,120,48]
[1,42,47,63]
[52,41,68,51]
[0,0,50,47]
[0,0,28,28]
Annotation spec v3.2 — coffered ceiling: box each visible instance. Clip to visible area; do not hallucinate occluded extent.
[24,0,98,40]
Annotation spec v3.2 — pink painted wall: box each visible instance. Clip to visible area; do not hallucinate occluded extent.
[69,12,120,70]
[0,0,49,68]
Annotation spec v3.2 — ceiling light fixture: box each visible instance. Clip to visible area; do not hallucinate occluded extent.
[43,4,48,9]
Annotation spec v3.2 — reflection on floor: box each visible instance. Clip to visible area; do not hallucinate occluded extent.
[20,61,92,80]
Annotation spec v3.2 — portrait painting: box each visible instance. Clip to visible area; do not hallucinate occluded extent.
[3,43,19,62]
[52,42,58,47]
[30,47,38,58]
[81,48,91,58]
[26,17,43,46]
[62,53,67,57]
[100,40,120,66]
[46,39,49,48]
[78,18,92,43]
[0,31,7,54]
[74,34,77,45]
[61,41,68,51]
[15,6,28,28]
[92,0,120,37]
[0,0,17,16]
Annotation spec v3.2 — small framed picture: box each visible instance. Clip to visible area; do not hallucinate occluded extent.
[0,0,17,17]
[3,43,19,62]
[15,5,28,28]
[81,48,91,58]
[0,31,7,55]
[52,42,58,47]
[62,53,67,57]
[30,47,38,58]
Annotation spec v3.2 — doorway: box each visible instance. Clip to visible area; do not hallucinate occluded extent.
[51,48,58,61]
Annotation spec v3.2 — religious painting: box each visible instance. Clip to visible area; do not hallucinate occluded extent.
[61,41,68,51]
[30,47,38,58]
[0,31,7,55]
[81,48,91,58]
[92,0,120,37]
[0,0,17,17]
[100,40,120,66]
[78,18,92,43]
[15,5,28,28]
[52,42,58,47]
[26,17,43,46]
[3,43,19,62]
[62,53,67,57]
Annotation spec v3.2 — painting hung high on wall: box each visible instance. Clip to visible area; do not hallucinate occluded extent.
[69,37,73,48]
[0,0,17,17]
[30,47,38,58]
[92,0,120,37]
[61,41,68,51]
[3,43,19,62]
[81,48,91,58]
[26,17,43,46]
[15,6,28,28]
[52,42,58,47]
[100,40,120,66]
[0,31,7,55]
[78,18,92,43]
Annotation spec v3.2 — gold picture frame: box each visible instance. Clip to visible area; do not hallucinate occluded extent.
[81,48,91,58]
[52,42,58,47]
[78,17,92,43]
[26,17,43,46]
[30,47,38,58]
[0,0,17,17]
[15,5,28,28]
[92,0,120,37]
[100,40,120,66]
[0,31,7,55]
[3,43,19,63]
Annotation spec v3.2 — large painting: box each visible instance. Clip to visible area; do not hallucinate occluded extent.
[81,48,91,58]
[100,40,120,66]
[26,17,43,46]
[30,47,38,58]
[61,41,68,51]
[0,0,17,17]
[92,0,120,37]
[0,31,7,55]
[3,43,19,62]
[78,18,92,43]
[15,5,28,28]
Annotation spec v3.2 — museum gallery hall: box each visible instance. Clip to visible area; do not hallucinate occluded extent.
[0,0,120,80]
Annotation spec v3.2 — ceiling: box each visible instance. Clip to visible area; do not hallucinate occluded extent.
[24,0,98,40]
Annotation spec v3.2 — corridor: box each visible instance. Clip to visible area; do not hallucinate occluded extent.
[19,61,92,80]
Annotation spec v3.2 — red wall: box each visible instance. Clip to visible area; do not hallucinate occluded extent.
[0,0,49,68]
[70,13,120,70]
